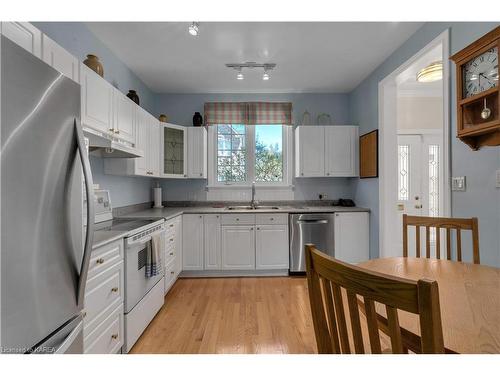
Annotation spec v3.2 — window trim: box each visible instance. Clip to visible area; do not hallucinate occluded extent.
[207,124,292,188]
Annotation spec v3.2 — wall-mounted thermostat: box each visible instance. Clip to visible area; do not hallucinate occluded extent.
[452,176,466,191]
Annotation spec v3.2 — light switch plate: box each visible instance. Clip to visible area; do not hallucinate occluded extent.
[452,176,466,191]
[496,170,500,188]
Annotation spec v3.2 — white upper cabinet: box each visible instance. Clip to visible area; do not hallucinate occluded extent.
[295,125,359,177]
[41,34,79,83]
[221,225,255,270]
[149,119,160,177]
[113,89,136,144]
[187,127,207,179]
[103,108,159,177]
[255,224,289,270]
[204,214,221,270]
[161,123,187,178]
[1,22,41,58]
[182,214,204,271]
[334,212,369,264]
[81,64,114,134]
[324,126,358,177]
[295,126,325,177]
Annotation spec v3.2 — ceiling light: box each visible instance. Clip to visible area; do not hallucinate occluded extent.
[417,61,443,83]
[188,22,199,36]
[225,62,276,81]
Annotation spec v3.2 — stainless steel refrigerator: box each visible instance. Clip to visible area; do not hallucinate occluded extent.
[1,36,94,353]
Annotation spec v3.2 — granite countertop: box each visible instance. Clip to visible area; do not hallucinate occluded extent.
[92,229,129,250]
[119,205,370,221]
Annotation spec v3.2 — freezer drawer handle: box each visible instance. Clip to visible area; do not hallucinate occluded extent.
[296,219,329,224]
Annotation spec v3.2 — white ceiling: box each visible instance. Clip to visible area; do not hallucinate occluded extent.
[86,22,423,94]
[397,44,443,97]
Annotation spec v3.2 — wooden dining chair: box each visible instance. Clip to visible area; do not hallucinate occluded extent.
[305,244,445,354]
[403,214,480,264]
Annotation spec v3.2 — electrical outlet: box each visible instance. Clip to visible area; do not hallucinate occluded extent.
[452,176,466,191]
[496,170,500,188]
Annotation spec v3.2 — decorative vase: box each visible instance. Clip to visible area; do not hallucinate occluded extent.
[159,114,168,122]
[193,112,203,126]
[126,90,140,105]
[83,54,104,77]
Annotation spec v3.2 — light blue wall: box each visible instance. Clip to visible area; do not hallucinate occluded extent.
[32,22,157,207]
[154,93,351,126]
[33,22,156,113]
[155,93,355,201]
[350,22,500,266]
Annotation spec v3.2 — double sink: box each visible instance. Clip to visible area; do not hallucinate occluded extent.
[225,205,281,210]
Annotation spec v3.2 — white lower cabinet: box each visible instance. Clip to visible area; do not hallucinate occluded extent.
[182,214,204,270]
[83,238,124,354]
[164,215,182,294]
[334,212,369,264]
[255,224,289,270]
[204,214,221,270]
[221,225,255,270]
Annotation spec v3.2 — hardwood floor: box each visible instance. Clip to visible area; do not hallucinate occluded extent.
[130,277,317,354]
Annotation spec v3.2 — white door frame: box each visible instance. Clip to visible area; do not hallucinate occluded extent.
[378,29,451,258]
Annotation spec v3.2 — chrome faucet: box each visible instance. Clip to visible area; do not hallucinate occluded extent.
[250,181,257,209]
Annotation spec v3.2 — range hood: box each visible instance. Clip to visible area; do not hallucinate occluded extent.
[84,129,143,158]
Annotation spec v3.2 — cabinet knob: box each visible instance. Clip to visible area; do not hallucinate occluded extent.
[301,172,304,176]
[200,173,203,177]
[169,238,174,242]
[256,227,260,230]
[108,128,114,132]
[236,218,239,221]
[326,172,330,176]
[82,311,87,318]
[270,218,274,221]
[96,258,105,264]
[114,130,120,134]
[184,174,187,177]
[169,252,174,256]
[171,271,175,275]
[250,227,254,231]
[216,215,219,218]
[199,215,202,219]
[111,334,118,340]
[169,224,174,227]
[111,287,118,293]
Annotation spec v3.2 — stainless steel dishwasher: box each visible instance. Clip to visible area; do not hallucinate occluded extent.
[289,213,335,273]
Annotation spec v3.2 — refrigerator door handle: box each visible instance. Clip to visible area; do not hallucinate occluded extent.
[75,119,95,309]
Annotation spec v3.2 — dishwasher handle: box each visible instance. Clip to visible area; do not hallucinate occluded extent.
[296,219,329,224]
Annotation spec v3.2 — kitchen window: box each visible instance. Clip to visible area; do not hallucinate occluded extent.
[209,124,291,187]
[205,101,293,188]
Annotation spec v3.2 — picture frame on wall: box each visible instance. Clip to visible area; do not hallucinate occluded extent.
[359,129,378,178]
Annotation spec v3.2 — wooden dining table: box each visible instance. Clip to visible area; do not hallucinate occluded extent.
[358,257,500,354]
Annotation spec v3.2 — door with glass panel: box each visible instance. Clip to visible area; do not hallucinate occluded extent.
[397,133,443,253]
[161,123,187,178]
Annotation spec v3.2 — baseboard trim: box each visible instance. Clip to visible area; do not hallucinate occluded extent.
[179,269,289,278]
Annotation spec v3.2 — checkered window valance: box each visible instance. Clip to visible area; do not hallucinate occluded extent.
[204,102,292,125]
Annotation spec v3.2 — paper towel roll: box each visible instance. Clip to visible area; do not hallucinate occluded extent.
[153,187,163,208]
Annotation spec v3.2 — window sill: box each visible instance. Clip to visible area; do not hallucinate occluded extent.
[207,185,294,190]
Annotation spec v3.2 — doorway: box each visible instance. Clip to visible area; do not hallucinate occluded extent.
[379,30,451,258]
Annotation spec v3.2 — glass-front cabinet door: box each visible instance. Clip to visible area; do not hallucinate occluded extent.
[161,123,187,178]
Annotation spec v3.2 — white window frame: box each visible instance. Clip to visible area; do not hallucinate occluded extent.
[207,124,293,188]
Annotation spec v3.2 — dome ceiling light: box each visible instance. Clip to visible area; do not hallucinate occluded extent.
[225,62,276,81]
[417,61,443,83]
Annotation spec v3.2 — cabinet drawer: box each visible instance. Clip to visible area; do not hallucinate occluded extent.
[89,239,123,278]
[84,261,123,326]
[164,242,176,265]
[84,303,123,354]
[164,260,177,295]
[256,213,288,225]
[221,214,256,225]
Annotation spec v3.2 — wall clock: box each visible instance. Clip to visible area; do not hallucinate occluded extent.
[450,26,500,150]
